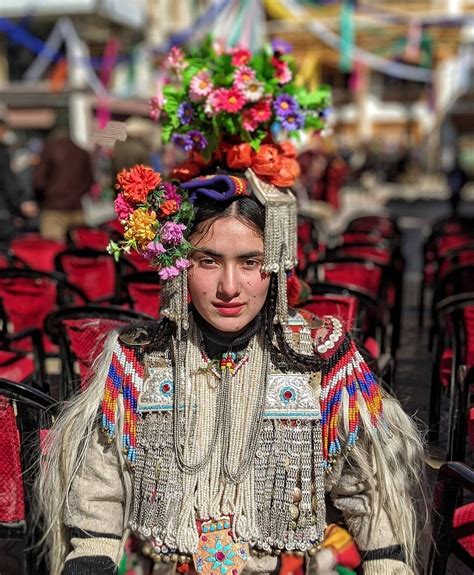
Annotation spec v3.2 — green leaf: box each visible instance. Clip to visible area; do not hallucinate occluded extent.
[161,123,173,143]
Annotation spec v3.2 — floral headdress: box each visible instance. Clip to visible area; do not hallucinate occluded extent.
[110,38,330,328]
[151,37,331,187]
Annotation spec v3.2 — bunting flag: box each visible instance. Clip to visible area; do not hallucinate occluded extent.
[339,0,355,72]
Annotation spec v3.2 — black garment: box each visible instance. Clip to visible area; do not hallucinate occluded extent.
[447,164,468,215]
[63,556,116,574]
[192,306,262,359]
[0,142,22,242]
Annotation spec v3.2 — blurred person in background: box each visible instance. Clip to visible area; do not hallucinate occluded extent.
[446,158,468,216]
[0,119,27,246]
[33,112,94,241]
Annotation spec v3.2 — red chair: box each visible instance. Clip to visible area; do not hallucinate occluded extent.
[0,378,56,575]
[428,462,474,574]
[67,225,110,251]
[10,234,65,272]
[124,249,155,273]
[122,271,161,317]
[0,269,87,357]
[299,293,358,331]
[45,306,153,399]
[54,248,118,303]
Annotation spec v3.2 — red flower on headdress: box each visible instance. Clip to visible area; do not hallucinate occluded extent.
[271,156,301,187]
[116,165,161,204]
[251,144,282,178]
[231,47,252,67]
[159,199,179,217]
[170,160,202,182]
[278,141,297,159]
[226,143,252,170]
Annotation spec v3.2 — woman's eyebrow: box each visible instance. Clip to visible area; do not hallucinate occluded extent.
[192,248,264,259]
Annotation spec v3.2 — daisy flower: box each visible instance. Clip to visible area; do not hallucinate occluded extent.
[250,98,272,123]
[177,102,194,125]
[213,87,245,113]
[171,133,193,152]
[241,80,264,103]
[230,46,251,67]
[242,108,259,132]
[273,94,298,118]
[234,66,256,89]
[189,71,213,100]
[281,111,305,132]
[188,130,207,151]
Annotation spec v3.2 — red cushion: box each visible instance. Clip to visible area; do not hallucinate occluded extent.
[124,250,155,272]
[364,336,380,360]
[0,396,24,523]
[322,263,382,297]
[301,295,357,331]
[70,227,110,250]
[438,235,474,258]
[10,235,65,272]
[60,254,116,301]
[440,348,453,388]
[464,308,474,366]
[453,502,474,558]
[127,283,161,318]
[0,351,35,382]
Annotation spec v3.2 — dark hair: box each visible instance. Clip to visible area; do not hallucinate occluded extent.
[189,195,265,240]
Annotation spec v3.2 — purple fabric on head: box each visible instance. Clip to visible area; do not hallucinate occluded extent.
[181,175,248,203]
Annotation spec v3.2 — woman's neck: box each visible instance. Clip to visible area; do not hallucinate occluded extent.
[192,307,262,359]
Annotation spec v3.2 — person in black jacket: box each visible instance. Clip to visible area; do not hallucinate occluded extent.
[0,120,24,246]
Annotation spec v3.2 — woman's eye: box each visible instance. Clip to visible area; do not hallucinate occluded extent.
[243,260,260,268]
[200,258,217,267]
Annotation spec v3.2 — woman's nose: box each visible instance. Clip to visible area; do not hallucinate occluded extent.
[217,265,240,299]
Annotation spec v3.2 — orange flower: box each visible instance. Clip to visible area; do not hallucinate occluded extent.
[116,165,161,204]
[124,209,157,247]
[226,143,252,170]
[278,141,297,159]
[251,144,281,177]
[271,157,300,187]
[170,160,202,182]
[159,199,179,217]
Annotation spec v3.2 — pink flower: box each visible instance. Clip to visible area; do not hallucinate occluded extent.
[175,258,189,271]
[213,87,246,113]
[162,182,182,206]
[272,57,292,84]
[159,266,180,280]
[230,46,251,67]
[165,46,187,75]
[161,221,186,245]
[190,71,213,100]
[114,193,135,221]
[204,91,220,116]
[251,98,272,123]
[213,38,226,56]
[234,66,256,89]
[242,108,259,132]
[144,241,166,260]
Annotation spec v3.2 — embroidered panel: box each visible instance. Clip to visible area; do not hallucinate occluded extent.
[263,373,320,420]
[138,367,174,413]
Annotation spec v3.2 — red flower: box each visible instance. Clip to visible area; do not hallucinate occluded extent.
[159,199,179,217]
[214,87,246,113]
[271,156,300,187]
[250,99,272,123]
[116,165,161,204]
[231,47,251,67]
[278,141,297,158]
[251,144,282,177]
[226,143,252,170]
[170,160,202,182]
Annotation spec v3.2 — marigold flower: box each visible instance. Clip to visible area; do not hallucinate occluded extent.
[116,165,161,204]
[159,199,179,217]
[124,209,157,248]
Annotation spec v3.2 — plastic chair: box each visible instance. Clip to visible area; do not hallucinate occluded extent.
[0,268,87,357]
[429,294,474,446]
[54,248,118,303]
[0,378,56,575]
[122,271,162,317]
[428,462,474,574]
[44,306,153,399]
[67,225,110,251]
[10,234,66,273]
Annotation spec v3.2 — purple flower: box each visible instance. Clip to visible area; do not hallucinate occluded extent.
[161,182,182,206]
[281,111,305,132]
[273,94,298,119]
[177,102,194,125]
[271,38,293,55]
[171,133,193,152]
[161,221,186,245]
[188,130,208,151]
[144,241,166,260]
[174,257,189,271]
[159,266,180,280]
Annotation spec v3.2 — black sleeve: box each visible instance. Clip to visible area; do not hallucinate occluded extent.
[63,556,117,574]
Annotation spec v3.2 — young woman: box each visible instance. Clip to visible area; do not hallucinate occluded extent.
[38,170,426,575]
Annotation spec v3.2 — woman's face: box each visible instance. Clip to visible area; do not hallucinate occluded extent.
[187,217,271,333]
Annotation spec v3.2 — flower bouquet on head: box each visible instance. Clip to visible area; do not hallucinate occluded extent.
[107,164,194,280]
[150,36,331,187]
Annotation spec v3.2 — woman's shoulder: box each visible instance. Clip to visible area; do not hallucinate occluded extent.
[117,319,171,350]
[287,308,346,359]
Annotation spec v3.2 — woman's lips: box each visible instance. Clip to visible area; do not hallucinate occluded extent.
[213,303,245,316]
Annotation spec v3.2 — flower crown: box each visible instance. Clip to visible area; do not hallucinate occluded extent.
[150,37,331,186]
[108,166,251,280]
